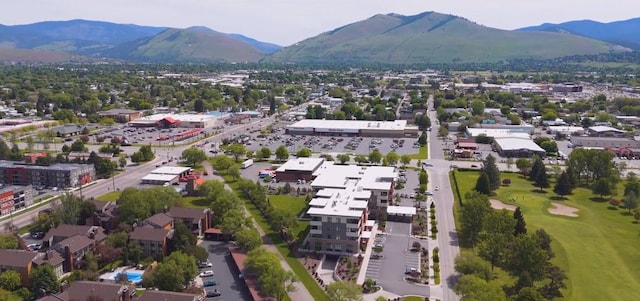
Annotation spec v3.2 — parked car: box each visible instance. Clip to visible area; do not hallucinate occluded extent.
[199,261,213,268]
[206,289,222,297]
[200,270,214,277]
[203,280,217,287]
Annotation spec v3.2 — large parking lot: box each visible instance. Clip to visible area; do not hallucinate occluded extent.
[198,240,252,301]
[91,125,222,146]
[240,126,421,156]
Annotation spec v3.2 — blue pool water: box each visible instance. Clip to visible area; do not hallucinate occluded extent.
[111,270,144,283]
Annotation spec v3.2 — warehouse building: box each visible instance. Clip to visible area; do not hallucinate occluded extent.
[142,166,192,185]
[0,162,95,189]
[466,128,531,139]
[493,138,546,158]
[275,158,325,182]
[570,136,640,148]
[129,114,218,128]
[286,119,419,137]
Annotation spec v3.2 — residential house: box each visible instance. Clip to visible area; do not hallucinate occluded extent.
[0,249,39,286]
[86,199,119,230]
[32,250,65,279]
[52,125,85,137]
[43,224,106,248]
[168,207,212,236]
[54,234,99,272]
[38,281,134,301]
[143,212,174,230]
[129,227,172,258]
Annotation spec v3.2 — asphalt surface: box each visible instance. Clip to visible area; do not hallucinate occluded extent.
[199,241,252,301]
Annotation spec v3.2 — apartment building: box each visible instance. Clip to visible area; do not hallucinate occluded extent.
[305,163,397,254]
[0,249,39,286]
[0,161,95,189]
[129,227,172,258]
[0,185,33,216]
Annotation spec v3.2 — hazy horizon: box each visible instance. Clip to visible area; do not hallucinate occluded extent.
[3,0,639,46]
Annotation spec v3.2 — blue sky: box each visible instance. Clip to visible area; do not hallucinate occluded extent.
[4,0,639,46]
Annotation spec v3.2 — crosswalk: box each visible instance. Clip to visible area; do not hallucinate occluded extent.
[365,256,382,281]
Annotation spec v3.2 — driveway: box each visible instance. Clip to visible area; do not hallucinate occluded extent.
[198,241,252,301]
[364,221,429,296]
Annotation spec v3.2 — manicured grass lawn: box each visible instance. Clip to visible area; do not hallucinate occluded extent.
[452,170,640,301]
[402,296,425,301]
[182,196,210,208]
[218,172,325,301]
[95,191,121,202]
[268,194,309,238]
[408,145,428,160]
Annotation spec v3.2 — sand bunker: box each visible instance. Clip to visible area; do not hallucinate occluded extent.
[548,203,579,217]
[489,199,517,211]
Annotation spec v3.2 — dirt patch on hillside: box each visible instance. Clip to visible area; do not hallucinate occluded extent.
[489,199,517,211]
[548,203,579,217]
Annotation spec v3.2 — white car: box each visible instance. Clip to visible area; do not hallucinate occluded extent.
[199,261,213,268]
[435,186,439,191]
[200,270,214,277]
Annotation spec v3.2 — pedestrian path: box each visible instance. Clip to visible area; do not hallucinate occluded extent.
[364,256,382,281]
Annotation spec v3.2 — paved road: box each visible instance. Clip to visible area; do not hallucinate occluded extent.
[425,94,461,301]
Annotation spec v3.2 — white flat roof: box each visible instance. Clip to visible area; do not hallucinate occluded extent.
[311,163,396,191]
[547,126,585,132]
[142,174,178,182]
[589,126,625,133]
[137,113,216,123]
[151,166,192,175]
[361,231,372,239]
[387,206,417,216]
[288,119,408,131]
[495,138,546,152]
[467,128,531,139]
[276,158,325,173]
[307,188,371,217]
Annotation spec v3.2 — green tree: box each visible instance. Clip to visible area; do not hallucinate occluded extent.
[454,274,506,301]
[414,113,431,130]
[418,131,428,145]
[296,148,312,158]
[506,234,549,288]
[0,269,21,291]
[460,191,490,248]
[259,147,272,159]
[539,265,567,300]
[227,165,241,181]
[514,287,546,301]
[235,227,262,252]
[155,251,198,291]
[0,234,19,249]
[245,247,297,301]
[56,193,83,225]
[368,150,382,165]
[30,264,59,295]
[219,208,250,236]
[336,153,350,164]
[400,154,411,167]
[471,99,486,116]
[325,281,364,301]
[515,158,531,175]
[553,171,573,197]
[198,180,225,198]
[513,207,527,236]
[482,154,500,191]
[181,147,207,167]
[532,164,550,191]
[478,210,516,270]
[25,135,34,152]
[474,172,491,195]
[227,143,246,162]
[454,253,492,281]
[275,145,289,162]
[418,170,428,185]
[70,139,87,152]
[385,151,399,166]
[623,191,639,214]
[211,155,234,172]
[592,178,613,199]
[354,155,367,164]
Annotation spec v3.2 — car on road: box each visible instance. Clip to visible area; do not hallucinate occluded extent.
[199,260,213,268]
[409,193,415,198]
[471,164,478,168]
[206,289,221,297]
[200,270,214,277]
[203,280,217,287]
[435,186,439,191]
[425,191,434,196]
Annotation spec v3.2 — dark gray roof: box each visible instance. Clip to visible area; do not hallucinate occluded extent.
[52,125,84,135]
[33,250,65,267]
[0,249,38,268]
[129,227,170,242]
[137,290,202,301]
[55,234,94,253]
[144,213,173,228]
[42,281,129,301]
[169,207,207,221]
[44,224,106,242]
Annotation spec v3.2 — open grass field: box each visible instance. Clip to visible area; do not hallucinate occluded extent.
[95,191,121,202]
[452,170,640,301]
[268,194,309,239]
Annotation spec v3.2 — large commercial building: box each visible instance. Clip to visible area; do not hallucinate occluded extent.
[0,162,95,189]
[141,166,192,185]
[0,185,33,216]
[97,109,143,123]
[493,138,547,158]
[129,114,218,128]
[286,119,419,137]
[570,136,640,149]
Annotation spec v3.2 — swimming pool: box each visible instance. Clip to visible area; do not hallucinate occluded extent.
[110,270,144,283]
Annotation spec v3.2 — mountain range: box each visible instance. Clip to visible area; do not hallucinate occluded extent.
[0,13,638,64]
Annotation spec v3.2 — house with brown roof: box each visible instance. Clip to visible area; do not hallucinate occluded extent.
[129,227,172,258]
[54,234,98,272]
[135,290,203,301]
[44,224,106,248]
[38,280,134,301]
[168,207,212,236]
[33,250,65,279]
[143,212,173,230]
[86,199,119,230]
[0,249,39,286]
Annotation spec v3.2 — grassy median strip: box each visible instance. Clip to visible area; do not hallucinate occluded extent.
[219,174,327,301]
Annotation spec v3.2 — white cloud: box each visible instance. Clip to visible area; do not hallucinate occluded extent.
[2,0,639,45]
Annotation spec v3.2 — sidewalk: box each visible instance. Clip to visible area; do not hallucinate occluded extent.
[205,163,315,301]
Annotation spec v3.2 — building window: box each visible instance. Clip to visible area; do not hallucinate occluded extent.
[326,234,332,239]
[311,226,319,230]
[380,191,388,196]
